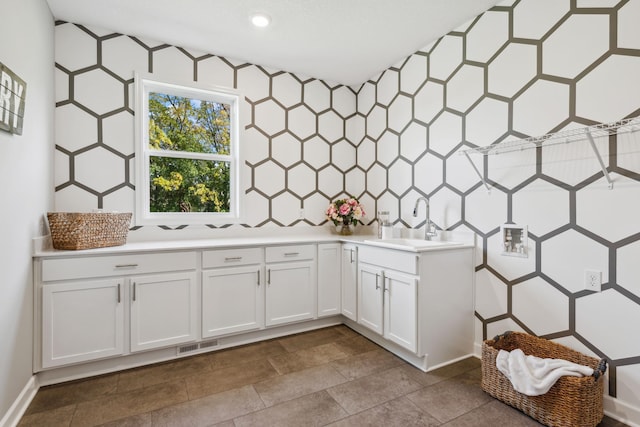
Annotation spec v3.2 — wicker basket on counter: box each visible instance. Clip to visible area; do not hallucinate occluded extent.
[481,331,607,427]
[47,212,132,250]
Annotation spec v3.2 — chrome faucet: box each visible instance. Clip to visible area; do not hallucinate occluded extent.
[413,197,437,240]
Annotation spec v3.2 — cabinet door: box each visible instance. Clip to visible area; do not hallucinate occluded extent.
[384,270,417,352]
[317,243,341,317]
[42,278,124,368]
[341,244,358,321]
[357,263,383,335]
[130,272,198,352]
[202,266,264,338]
[266,261,315,326]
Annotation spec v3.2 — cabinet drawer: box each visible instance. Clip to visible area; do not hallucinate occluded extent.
[41,251,197,282]
[359,245,418,275]
[202,247,263,268]
[265,244,315,263]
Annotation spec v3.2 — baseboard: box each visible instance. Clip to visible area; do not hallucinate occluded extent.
[473,341,482,357]
[604,395,640,427]
[0,376,39,427]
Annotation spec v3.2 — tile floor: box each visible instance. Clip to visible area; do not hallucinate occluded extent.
[19,326,627,426]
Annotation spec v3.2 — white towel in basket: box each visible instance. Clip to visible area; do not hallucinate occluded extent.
[496,348,594,396]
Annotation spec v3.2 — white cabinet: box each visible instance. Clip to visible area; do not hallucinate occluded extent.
[202,248,264,338]
[40,251,197,281]
[38,251,198,369]
[383,269,417,352]
[357,263,384,335]
[265,245,316,326]
[355,244,474,367]
[357,262,417,351]
[42,278,124,368]
[341,244,357,321]
[417,247,474,366]
[357,247,420,354]
[130,272,198,352]
[35,238,473,378]
[317,243,341,317]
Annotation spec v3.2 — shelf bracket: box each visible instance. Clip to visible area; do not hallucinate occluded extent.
[463,151,491,193]
[585,130,614,189]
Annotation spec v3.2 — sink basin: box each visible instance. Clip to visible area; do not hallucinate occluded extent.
[363,238,463,250]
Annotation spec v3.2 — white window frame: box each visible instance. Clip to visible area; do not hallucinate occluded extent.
[134,73,242,226]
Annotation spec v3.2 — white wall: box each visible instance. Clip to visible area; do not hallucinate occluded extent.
[51,0,640,423]
[53,24,356,238]
[0,0,54,422]
[354,0,640,421]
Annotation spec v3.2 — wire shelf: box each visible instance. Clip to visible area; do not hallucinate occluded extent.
[459,116,640,191]
[461,116,640,156]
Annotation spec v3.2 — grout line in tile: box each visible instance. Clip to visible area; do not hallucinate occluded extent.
[67,404,77,427]
[250,384,269,409]
[438,399,491,426]
[264,356,282,376]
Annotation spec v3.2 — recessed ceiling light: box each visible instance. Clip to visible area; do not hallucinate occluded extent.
[250,13,271,28]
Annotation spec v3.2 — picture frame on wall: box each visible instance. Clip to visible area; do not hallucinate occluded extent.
[0,61,27,135]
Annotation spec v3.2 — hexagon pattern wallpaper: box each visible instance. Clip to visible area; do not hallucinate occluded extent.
[54,0,640,410]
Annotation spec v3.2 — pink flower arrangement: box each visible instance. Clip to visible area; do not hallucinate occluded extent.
[325,197,366,226]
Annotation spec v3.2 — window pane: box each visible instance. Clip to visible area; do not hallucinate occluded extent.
[149,156,230,213]
[149,92,230,155]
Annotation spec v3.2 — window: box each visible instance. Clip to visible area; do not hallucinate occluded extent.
[135,74,241,225]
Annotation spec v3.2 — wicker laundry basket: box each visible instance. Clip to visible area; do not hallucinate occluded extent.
[481,331,607,427]
[47,212,132,250]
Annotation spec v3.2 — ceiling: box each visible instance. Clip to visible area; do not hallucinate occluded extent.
[46,0,502,86]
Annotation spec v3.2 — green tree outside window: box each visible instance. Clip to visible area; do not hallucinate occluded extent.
[148,93,231,213]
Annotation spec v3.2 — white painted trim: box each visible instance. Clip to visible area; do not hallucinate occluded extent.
[604,395,640,427]
[133,72,243,227]
[427,353,478,372]
[0,376,39,427]
[473,341,482,357]
[345,319,429,371]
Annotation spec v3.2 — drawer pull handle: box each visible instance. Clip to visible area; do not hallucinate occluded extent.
[284,252,299,257]
[225,257,242,262]
[132,282,136,301]
[115,264,138,269]
[267,269,271,285]
[350,249,354,264]
[257,270,260,286]
[375,274,380,290]
[117,283,121,303]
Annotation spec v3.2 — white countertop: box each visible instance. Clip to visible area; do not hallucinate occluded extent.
[33,229,475,258]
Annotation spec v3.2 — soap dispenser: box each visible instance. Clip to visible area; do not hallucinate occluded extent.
[378,211,392,239]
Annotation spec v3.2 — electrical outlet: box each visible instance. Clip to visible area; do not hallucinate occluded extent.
[584,270,602,292]
[298,209,305,219]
